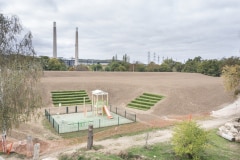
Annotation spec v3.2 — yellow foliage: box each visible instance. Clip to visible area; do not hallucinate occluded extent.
[221,65,240,92]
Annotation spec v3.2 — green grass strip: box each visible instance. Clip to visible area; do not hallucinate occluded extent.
[135,97,158,103]
[52,97,90,101]
[139,95,162,101]
[143,92,164,98]
[127,92,164,110]
[51,90,91,107]
[130,100,155,106]
[51,90,85,93]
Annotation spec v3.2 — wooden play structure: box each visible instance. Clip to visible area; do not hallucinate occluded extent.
[91,89,112,119]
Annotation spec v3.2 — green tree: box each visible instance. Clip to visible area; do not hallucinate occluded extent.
[135,63,146,72]
[48,58,67,70]
[198,59,222,77]
[174,61,184,72]
[0,14,42,151]
[39,56,50,70]
[146,62,159,72]
[172,120,208,160]
[183,56,202,73]
[104,66,111,71]
[159,63,171,72]
[90,63,103,71]
[221,56,240,66]
[75,64,89,71]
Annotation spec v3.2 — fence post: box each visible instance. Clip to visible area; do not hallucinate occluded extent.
[135,114,136,122]
[75,106,77,113]
[66,107,68,114]
[78,122,80,131]
[125,110,126,118]
[87,125,93,150]
[48,109,50,121]
[116,107,117,114]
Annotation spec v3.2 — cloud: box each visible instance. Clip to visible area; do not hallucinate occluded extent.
[1,0,240,63]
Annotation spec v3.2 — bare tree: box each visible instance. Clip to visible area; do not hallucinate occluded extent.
[0,14,42,152]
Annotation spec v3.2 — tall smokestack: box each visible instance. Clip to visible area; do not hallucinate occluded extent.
[75,27,79,66]
[53,22,57,58]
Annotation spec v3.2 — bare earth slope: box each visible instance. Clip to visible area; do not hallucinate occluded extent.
[42,71,233,120]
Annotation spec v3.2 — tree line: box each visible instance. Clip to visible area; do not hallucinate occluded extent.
[39,55,240,77]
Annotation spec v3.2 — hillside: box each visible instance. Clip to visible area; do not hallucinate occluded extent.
[41,71,234,122]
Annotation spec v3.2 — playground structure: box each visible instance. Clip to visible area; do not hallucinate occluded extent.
[92,89,112,119]
[46,89,136,134]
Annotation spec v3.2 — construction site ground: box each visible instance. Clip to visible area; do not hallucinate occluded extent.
[1,71,239,159]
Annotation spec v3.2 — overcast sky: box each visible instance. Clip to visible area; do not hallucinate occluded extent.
[1,0,240,63]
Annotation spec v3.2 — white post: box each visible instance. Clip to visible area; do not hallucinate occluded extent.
[107,93,108,106]
[84,97,86,117]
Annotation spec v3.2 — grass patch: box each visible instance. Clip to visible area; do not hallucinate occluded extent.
[58,152,123,160]
[59,126,117,139]
[59,129,240,160]
[42,119,59,138]
[126,141,175,160]
[51,90,91,106]
[203,129,240,160]
[128,92,164,110]
[122,129,240,160]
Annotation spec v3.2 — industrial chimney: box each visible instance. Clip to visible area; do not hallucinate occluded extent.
[75,27,79,66]
[53,22,57,58]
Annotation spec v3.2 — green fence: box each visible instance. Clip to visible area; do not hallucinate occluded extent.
[45,106,136,134]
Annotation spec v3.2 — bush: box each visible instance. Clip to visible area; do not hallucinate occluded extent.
[171,120,208,160]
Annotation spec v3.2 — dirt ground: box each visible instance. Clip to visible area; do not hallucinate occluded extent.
[1,71,237,159]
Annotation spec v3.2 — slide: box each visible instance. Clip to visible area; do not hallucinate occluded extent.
[103,105,113,119]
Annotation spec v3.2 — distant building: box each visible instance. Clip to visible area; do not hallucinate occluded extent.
[60,58,112,67]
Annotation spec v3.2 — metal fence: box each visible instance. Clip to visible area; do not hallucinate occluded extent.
[44,106,136,134]
[46,105,92,115]
[110,105,137,122]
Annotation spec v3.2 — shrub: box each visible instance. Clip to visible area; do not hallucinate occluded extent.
[171,120,208,160]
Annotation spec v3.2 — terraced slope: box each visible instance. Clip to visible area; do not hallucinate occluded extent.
[128,93,164,110]
[51,90,91,106]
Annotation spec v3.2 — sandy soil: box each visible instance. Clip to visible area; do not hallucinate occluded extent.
[2,71,238,159]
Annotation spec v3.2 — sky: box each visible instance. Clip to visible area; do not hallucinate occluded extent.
[1,0,240,64]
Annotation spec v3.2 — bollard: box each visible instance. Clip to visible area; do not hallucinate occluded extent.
[87,125,93,150]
